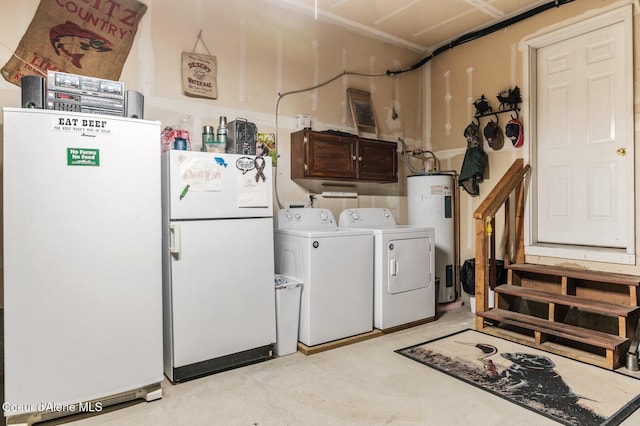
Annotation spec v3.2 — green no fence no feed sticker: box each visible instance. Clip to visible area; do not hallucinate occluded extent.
[67,148,100,166]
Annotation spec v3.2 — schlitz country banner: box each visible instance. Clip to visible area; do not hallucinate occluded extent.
[2,0,147,86]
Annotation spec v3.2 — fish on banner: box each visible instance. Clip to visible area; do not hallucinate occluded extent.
[2,0,147,86]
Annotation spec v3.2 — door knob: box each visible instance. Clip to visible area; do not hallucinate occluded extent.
[617,148,626,156]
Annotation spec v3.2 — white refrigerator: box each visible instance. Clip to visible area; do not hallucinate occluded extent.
[161,150,276,383]
[2,108,164,424]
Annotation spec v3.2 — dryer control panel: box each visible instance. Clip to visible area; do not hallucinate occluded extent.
[338,208,397,228]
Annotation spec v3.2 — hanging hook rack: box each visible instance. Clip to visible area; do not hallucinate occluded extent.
[473,86,521,125]
[474,107,520,126]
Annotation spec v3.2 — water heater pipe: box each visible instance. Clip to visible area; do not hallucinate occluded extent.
[398,138,440,174]
[440,170,461,300]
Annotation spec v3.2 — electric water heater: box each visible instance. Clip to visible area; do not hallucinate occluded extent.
[407,173,456,304]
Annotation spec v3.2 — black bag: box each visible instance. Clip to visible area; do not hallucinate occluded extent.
[460,258,507,295]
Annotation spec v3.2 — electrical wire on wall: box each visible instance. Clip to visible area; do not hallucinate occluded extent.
[273,69,389,210]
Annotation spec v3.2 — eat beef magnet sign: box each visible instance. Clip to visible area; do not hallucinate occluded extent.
[50,115,111,167]
[52,115,112,135]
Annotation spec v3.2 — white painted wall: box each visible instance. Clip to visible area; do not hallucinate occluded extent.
[0,0,425,216]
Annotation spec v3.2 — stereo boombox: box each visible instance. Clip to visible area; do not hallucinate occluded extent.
[46,70,124,116]
[226,118,257,155]
[21,71,144,119]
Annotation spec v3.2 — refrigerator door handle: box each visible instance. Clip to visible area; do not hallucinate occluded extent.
[170,223,181,256]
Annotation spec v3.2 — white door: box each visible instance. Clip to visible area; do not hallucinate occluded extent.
[387,237,430,294]
[164,150,273,220]
[535,15,633,249]
[170,218,276,367]
[3,108,163,411]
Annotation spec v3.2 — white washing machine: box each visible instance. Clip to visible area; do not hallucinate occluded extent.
[338,208,435,330]
[274,208,374,346]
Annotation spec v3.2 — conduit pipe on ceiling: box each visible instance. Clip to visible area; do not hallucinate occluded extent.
[387,0,575,76]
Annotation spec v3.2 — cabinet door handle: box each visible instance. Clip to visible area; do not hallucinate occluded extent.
[358,156,362,161]
[352,155,357,160]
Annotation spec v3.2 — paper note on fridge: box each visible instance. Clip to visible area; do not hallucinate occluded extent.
[237,174,268,207]
[179,157,222,191]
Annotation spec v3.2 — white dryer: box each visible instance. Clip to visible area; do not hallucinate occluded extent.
[338,208,435,330]
[274,208,374,346]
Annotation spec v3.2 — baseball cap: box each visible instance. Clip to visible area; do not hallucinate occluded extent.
[506,118,523,147]
[483,120,503,150]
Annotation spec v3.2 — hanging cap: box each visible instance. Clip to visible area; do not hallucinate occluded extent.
[483,120,503,150]
[506,118,523,147]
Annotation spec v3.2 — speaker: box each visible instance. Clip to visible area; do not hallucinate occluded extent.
[125,90,144,119]
[21,75,46,109]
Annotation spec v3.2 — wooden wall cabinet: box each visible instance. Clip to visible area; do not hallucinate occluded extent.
[355,137,398,181]
[290,130,397,192]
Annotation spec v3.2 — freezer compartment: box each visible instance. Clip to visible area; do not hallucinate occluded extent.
[162,150,272,220]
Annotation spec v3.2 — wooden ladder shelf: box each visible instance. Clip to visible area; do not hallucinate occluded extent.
[476,263,640,370]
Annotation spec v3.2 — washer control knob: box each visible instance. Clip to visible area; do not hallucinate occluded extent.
[350,211,359,221]
[295,213,301,220]
[320,211,329,221]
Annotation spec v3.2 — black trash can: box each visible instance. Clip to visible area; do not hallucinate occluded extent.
[460,258,507,295]
[460,258,507,313]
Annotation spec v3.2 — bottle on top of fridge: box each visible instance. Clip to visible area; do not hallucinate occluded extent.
[217,116,227,148]
[203,124,226,153]
[201,125,215,152]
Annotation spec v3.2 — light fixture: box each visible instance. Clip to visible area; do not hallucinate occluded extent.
[321,185,358,198]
